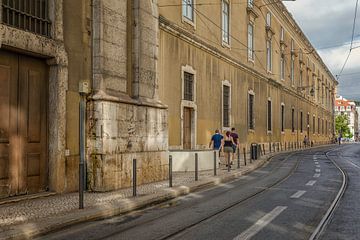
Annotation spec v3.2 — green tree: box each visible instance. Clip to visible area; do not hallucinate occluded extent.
[335,114,352,138]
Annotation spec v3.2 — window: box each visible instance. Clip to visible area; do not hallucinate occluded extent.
[222,0,230,44]
[280,55,285,80]
[291,54,295,85]
[266,40,272,72]
[249,93,255,130]
[2,0,51,37]
[318,117,320,134]
[300,71,303,87]
[248,0,254,8]
[291,108,295,133]
[266,12,271,27]
[248,24,254,60]
[267,99,272,132]
[300,111,303,133]
[307,113,310,128]
[313,116,316,134]
[223,85,230,128]
[280,27,284,42]
[325,120,328,135]
[290,40,295,85]
[281,104,285,132]
[182,0,194,21]
[322,119,324,135]
[184,72,194,101]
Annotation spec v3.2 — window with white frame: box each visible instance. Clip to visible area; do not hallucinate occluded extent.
[280,54,285,80]
[267,99,272,132]
[266,12,271,27]
[223,84,230,128]
[183,72,194,101]
[266,40,272,72]
[248,92,255,130]
[281,104,285,132]
[248,0,254,8]
[182,0,194,21]
[248,23,254,60]
[222,0,230,44]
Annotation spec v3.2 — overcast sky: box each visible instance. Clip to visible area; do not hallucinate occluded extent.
[284,0,360,101]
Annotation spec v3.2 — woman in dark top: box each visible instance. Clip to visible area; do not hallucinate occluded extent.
[223,131,235,166]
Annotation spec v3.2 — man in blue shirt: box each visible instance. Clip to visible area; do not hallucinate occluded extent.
[209,129,223,150]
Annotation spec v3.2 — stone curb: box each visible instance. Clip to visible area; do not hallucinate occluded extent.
[1,145,333,240]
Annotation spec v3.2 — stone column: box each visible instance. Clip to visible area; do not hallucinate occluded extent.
[132,0,159,101]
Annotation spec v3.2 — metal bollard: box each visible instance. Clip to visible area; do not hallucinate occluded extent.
[214,151,217,176]
[263,144,266,155]
[195,153,198,181]
[243,147,247,166]
[285,142,287,150]
[169,155,173,187]
[269,142,271,153]
[133,159,137,197]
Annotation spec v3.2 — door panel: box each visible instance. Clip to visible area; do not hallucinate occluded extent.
[183,107,192,150]
[0,51,18,197]
[19,55,48,194]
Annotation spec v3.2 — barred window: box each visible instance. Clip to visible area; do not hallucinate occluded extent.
[223,85,230,128]
[291,108,295,133]
[2,0,51,37]
[300,111,303,133]
[281,105,285,132]
[184,72,194,101]
[313,116,316,134]
[267,100,272,132]
[249,93,254,130]
[318,117,320,134]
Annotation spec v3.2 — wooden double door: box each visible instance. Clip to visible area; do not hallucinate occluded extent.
[0,50,48,198]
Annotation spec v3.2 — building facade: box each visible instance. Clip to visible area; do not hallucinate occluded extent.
[158,0,337,150]
[0,0,338,198]
[335,96,359,141]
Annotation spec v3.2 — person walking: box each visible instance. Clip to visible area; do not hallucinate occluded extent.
[230,127,239,157]
[303,135,308,147]
[223,131,235,167]
[209,129,223,150]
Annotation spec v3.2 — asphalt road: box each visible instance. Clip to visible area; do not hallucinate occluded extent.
[39,145,360,240]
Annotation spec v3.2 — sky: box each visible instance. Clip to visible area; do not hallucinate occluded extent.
[284,0,360,101]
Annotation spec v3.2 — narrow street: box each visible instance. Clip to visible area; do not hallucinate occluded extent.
[38,144,360,240]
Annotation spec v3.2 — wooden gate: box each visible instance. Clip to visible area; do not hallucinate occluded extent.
[0,50,48,198]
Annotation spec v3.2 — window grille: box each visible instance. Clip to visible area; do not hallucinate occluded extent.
[281,105,285,132]
[223,85,230,127]
[249,94,254,130]
[2,0,51,37]
[184,72,194,101]
[300,111,303,133]
[313,116,316,134]
[267,100,272,131]
[291,108,295,132]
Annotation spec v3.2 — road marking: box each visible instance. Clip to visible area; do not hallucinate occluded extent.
[306,180,317,186]
[315,169,321,172]
[315,165,320,168]
[290,190,306,199]
[233,206,287,240]
[313,173,321,178]
[313,156,318,160]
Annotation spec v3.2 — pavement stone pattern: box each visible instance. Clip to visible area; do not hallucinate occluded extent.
[0,161,249,228]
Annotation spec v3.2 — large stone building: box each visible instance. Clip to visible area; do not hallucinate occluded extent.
[158,0,337,150]
[0,0,337,198]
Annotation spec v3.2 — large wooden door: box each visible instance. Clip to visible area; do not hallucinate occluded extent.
[0,50,48,198]
[183,107,192,149]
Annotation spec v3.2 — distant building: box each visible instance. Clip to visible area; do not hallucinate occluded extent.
[335,96,359,140]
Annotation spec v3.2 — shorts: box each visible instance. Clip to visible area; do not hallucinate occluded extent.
[232,144,237,153]
[224,146,233,153]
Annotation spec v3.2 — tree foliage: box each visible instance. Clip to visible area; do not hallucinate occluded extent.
[335,114,353,138]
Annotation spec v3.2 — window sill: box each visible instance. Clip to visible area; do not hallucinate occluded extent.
[222,41,231,49]
[182,16,196,29]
